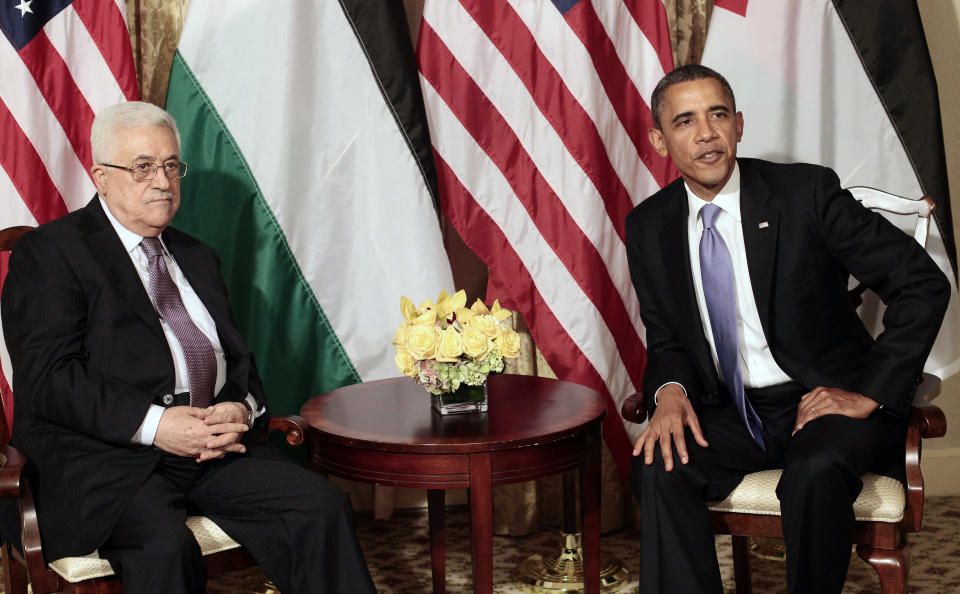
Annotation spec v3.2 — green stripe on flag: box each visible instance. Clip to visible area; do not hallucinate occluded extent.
[165,51,361,414]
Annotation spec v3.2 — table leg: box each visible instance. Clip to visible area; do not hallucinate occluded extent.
[468,452,494,593]
[580,428,602,594]
[427,489,446,594]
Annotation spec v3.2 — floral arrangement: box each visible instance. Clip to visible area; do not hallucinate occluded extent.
[393,290,521,395]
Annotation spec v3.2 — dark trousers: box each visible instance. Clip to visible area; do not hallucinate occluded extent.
[100,447,376,594]
[632,383,906,594]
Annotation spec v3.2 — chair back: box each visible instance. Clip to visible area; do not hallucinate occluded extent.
[847,187,935,311]
[0,226,34,447]
[847,186,935,247]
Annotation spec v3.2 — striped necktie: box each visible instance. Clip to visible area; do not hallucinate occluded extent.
[699,203,765,450]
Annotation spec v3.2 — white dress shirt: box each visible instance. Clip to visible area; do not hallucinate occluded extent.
[657,163,791,402]
[100,197,241,444]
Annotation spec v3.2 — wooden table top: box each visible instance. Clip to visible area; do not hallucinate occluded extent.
[300,374,606,454]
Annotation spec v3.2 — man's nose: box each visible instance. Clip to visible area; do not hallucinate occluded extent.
[151,166,172,189]
[695,119,717,141]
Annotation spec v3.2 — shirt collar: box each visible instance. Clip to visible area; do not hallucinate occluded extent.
[685,161,742,223]
[99,195,168,256]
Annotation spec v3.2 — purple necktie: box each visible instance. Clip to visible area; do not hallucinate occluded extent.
[699,204,765,450]
[140,237,215,408]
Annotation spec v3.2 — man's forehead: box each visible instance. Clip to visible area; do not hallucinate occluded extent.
[109,125,178,156]
[662,79,732,113]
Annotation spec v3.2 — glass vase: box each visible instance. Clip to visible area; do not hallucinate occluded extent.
[431,380,488,415]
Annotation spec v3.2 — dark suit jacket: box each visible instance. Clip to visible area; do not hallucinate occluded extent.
[625,158,949,420]
[1,197,269,560]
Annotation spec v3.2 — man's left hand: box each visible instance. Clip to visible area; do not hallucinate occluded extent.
[196,402,250,462]
[792,386,880,435]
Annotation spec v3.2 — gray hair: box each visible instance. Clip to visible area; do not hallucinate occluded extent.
[650,64,737,130]
[90,101,181,164]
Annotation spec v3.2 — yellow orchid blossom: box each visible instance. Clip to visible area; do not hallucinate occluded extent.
[488,299,513,322]
[435,289,467,321]
[469,298,489,315]
[400,295,417,321]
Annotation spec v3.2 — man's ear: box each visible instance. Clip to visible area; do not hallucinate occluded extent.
[648,128,668,158]
[91,165,108,196]
[735,111,744,142]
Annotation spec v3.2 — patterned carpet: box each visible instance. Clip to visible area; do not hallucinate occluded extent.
[204,495,960,593]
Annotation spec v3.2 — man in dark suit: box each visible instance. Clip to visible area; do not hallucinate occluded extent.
[625,65,950,593]
[1,101,375,593]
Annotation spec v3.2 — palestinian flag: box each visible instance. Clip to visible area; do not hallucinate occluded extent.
[165,0,454,414]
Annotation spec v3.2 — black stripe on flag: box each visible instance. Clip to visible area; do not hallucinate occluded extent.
[833,0,956,279]
[337,0,442,219]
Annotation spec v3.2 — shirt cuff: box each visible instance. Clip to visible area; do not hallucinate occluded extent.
[243,394,265,427]
[132,404,165,446]
[654,382,688,406]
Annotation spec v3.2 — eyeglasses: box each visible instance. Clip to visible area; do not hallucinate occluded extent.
[100,161,189,182]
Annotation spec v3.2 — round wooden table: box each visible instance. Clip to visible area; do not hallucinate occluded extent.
[300,374,607,594]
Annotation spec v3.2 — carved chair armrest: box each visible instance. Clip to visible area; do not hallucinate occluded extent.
[621,393,649,424]
[911,373,946,439]
[267,414,309,447]
[0,444,27,498]
[902,373,946,532]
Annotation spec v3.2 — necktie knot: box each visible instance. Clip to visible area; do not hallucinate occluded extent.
[701,203,722,229]
[140,236,163,260]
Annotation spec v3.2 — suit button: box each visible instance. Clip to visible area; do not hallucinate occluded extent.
[162,394,174,405]
[704,391,717,402]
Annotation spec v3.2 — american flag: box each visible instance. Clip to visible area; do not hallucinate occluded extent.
[0,0,137,428]
[417,0,677,479]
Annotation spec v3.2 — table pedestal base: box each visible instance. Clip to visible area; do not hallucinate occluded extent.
[515,532,630,592]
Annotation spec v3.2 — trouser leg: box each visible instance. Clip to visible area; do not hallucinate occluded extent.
[778,413,906,594]
[189,447,376,594]
[100,457,205,594]
[633,399,781,594]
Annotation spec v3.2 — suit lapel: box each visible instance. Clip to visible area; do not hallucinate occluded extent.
[739,160,780,339]
[163,233,232,349]
[658,186,716,381]
[78,198,164,336]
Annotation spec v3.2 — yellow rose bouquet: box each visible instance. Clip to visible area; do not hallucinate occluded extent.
[393,290,520,399]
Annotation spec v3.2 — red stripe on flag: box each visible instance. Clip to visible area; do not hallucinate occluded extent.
[18,31,97,172]
[0,367,11,441]
[72,0,140,101]
[419,22,647,391]
[0,249,11,434]
[0,99,69,224]
[563,1,677,187]
[623,0,676,74]
[434,151,634,480]
[461,0,634,241]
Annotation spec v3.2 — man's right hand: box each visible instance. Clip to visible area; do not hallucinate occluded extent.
[154,406,248,460]
[632,384,709,472]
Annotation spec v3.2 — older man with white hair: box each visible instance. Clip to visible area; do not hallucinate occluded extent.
[1,101,375,594]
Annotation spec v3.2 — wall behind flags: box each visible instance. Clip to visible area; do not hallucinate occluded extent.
[916,0,960,494]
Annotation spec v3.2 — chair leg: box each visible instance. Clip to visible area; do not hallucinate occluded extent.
[856,542,909,594]
[731,535,752,594]
[2,543,29,594]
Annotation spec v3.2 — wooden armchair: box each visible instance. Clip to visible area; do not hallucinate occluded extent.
[0,225,309,593]
[621,188,948,594]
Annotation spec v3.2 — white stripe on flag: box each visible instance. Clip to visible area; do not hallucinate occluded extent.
[591,0,667,103]
[505,0,662,204]
[0,38,92,210]
[0,166,37,227]
[44,6,128,118]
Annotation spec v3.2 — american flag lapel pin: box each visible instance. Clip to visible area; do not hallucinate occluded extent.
[758,221,770,229]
